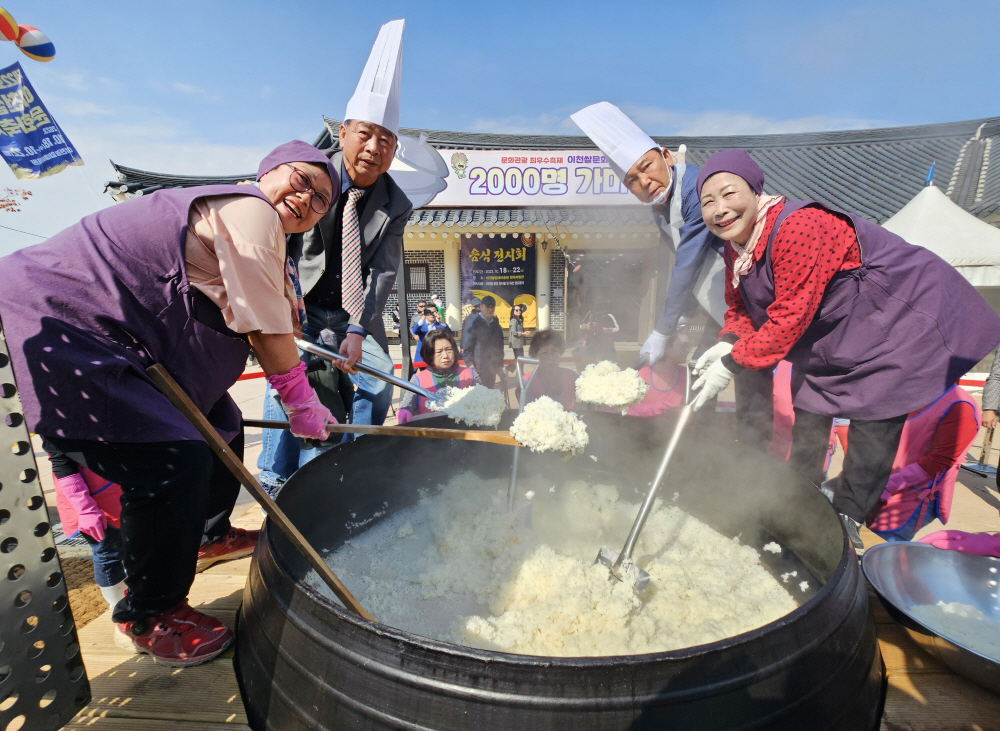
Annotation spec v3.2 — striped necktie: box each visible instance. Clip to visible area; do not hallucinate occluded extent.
[341,187,365,319]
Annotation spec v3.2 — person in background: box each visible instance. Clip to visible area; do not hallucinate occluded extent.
[460,296,481,351]
[413,299,427,325]
[981,349,1000,483]
[509,304,526,361]
[258,20,412,492]
[45,443,128,642]
[397,329,479,422]
[848,385,980,542]
[462,295,505,389]
[411,307,450,360]
[688,149,1000,552]
[578,305,618,364]
[522,330,577,410]
[627,329,691,417]
[429,294,445,319]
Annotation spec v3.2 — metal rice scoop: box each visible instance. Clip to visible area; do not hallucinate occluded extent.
[295,338,446,405]
[596,361,695,596]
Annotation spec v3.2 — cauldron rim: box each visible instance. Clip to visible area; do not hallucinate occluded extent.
[264,517,853,666]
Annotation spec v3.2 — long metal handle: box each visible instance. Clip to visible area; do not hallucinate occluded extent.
[613,404,692,570]
[296,338,443,403]
[147,364,374,621]
[507,356,541,511]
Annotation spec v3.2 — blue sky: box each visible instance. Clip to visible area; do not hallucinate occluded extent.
[0,0,995,254]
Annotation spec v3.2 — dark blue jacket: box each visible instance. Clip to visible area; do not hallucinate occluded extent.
[651,164,725,334]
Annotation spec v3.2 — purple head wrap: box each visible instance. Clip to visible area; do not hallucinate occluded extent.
[256,140,340,205]
[695,149,765,198]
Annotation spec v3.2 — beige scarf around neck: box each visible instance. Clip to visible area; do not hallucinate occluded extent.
[729,195,786,288]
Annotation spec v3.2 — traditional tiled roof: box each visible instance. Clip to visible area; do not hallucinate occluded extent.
[405,206,656,229]
[106,115,1000,225]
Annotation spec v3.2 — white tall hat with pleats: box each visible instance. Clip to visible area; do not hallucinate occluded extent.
[570,101,658,179]
[345,19,405,136]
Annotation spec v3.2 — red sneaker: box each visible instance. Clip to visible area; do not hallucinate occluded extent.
[196,527,260,572]
[116,601,233,667]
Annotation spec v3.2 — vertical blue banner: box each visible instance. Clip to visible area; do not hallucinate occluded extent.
[0,61,82,179]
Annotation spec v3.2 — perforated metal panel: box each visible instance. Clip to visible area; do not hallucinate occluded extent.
[0,317,90,729]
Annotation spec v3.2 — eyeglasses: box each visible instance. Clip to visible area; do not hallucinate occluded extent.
[285,165,332,215]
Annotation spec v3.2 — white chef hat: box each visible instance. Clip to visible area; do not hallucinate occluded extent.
[345,19,405,137]
[570,101,659,179]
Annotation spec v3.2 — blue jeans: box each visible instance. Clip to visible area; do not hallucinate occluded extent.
[256,304,394,488]
[83,526,126,587]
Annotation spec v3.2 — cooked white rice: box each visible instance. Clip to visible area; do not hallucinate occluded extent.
[310,473,800,657]
[575,361,649,413]
[427,384,506,427]
[510,396,589,455]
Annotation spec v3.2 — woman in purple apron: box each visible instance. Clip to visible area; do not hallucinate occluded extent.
[0,141,339,667]
[690,150,1000,552]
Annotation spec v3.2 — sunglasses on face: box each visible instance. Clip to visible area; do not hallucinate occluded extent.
[286,165,332,215]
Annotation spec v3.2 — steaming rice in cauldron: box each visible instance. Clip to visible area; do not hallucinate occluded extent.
[306,472,801,656]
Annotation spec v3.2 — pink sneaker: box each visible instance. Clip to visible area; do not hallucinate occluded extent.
[196,527,259,572]
[116,601,233,667]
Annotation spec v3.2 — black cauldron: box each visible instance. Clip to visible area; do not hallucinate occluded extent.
[235,412,885,730]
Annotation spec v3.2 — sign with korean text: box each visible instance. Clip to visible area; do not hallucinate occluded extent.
[0,61,82,179]
[429,148,641,207]
[461,233,537,328]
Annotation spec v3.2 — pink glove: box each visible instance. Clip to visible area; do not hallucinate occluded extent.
[57,473,106,542]
[880,462,931,502]
[268,361,335,440]
[918,530,1000,557]
[396,408,413,424]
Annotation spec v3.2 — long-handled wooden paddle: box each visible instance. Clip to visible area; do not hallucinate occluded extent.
[146,364,374,621]
[242,418,519,446]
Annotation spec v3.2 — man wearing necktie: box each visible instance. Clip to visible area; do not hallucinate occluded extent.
[257,20,412,493]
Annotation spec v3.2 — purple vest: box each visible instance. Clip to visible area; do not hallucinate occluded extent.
[733,201,1000,420]
[0,185,274,443]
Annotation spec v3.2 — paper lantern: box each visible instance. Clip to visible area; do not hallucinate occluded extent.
[17,25,55,62]
[0,7,17,42]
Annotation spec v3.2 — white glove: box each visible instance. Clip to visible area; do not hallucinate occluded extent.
[691,359,734,411]
[639,330,670,365]
[694,341,733,376]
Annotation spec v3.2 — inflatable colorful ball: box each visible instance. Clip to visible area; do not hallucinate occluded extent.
[17,25,55,62]
[0,7,18,42]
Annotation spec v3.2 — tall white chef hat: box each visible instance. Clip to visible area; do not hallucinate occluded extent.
[570,101,659,179]
[344,19,405,137]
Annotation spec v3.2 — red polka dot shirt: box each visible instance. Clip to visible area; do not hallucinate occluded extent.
[720,203,862,371]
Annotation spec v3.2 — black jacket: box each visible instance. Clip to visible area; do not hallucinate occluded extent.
[462,314,504,373]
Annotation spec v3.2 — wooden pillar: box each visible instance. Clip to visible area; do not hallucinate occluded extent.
[536,236,552,330]
[444,235,461,331]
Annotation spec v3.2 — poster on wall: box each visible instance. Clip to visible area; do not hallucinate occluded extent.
[461,233,536,328]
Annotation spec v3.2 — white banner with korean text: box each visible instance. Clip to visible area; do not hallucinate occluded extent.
[388,143,644,208]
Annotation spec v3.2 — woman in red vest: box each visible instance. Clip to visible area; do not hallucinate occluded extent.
[397,330,479,421]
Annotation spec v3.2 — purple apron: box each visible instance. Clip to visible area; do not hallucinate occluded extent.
[0,185,275,443]
[733,201,1000,420]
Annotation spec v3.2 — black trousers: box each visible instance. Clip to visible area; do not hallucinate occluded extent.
[788,409,906,522]
[43,431,244,621]
[733,367,775,453]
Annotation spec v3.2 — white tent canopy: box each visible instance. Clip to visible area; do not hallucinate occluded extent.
[882,184,1000,287]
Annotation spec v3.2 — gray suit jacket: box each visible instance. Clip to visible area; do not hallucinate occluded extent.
[289,146,412,352]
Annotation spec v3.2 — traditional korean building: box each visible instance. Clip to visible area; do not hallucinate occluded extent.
[105,115,1000,346]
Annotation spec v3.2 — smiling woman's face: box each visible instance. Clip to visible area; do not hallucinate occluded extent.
[258,162,333,234]
[699,172,759,245]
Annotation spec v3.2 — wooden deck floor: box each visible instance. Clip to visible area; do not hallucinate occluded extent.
[59,504,1000,731]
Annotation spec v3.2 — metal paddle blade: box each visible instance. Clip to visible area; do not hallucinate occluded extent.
[595,546,651,598]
